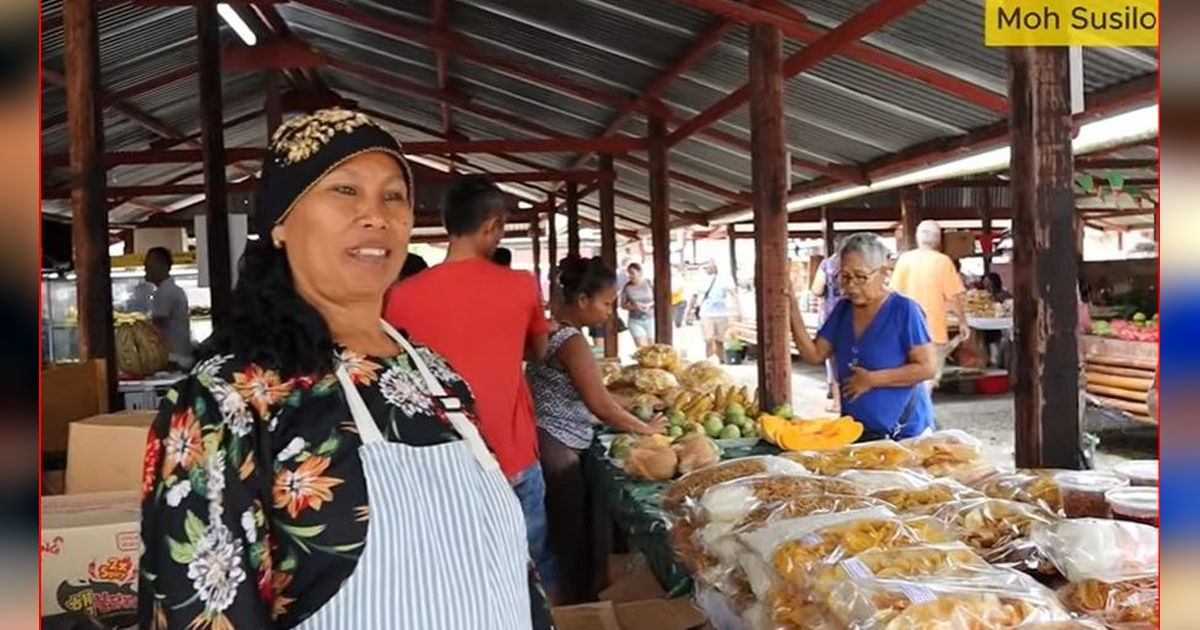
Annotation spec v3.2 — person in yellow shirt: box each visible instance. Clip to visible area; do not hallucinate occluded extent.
[890,220,969,389]
[670,264,687,328]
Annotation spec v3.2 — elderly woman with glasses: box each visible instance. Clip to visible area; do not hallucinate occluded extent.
[788,233,937,440]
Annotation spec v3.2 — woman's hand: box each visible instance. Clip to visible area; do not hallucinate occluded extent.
[637,414,669,436]
[842,365,877,401]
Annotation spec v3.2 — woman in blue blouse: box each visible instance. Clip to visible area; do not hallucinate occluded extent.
[789,233,937,440]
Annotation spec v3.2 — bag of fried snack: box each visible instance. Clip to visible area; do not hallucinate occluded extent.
[820,568,1074,630]
[870,478,985,515]
[783,440,919,475]
[970,468,1070,516]
[808,543,991,600]
[661,456,810,518]
[694,472,863,525]
[633,343,681,370]
[837,468,936,493]
[1058,576,1159,629]
[690,493,891,604]
[898,430,989,479]
[927,498,1059,571]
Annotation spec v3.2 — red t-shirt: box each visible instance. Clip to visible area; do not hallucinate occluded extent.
[384,259,548,478]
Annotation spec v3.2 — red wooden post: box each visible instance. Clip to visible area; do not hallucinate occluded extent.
[530,218,542,292]
[727,230,739,284]
[197,0,233,328]
[1008,47,1083,469]
[648,117,673,345]
[599,155,619,357]
[547,193,558,301]
[821,205,835,257]
[566,182,581,257]
[750,22,791,410]
[979,189,993,275]
[64,0,117,407]
[899,188,919,252]
[266,70,283,137]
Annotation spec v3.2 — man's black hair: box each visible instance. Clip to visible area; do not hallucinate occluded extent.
[399,252,429,280]
[145,246,172,270]
[492,247,513,267]
[442,174,509,237]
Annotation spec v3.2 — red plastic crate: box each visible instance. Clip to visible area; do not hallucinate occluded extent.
[975,373,1010,395]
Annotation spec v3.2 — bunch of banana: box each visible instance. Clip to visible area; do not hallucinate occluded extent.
[681,393,715,423]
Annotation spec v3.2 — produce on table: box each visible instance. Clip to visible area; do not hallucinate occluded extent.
[622,435,678,481]
[114,312,169,378]
[1089,315,1159,342]
[673,434,722,475]
[758,415,864,452]
[607,434,635,460]
[783,440,919,475]
[965,289,1000,317]
[633,343,682,371]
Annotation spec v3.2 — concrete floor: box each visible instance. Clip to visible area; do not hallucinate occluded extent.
[611,324,1154,472]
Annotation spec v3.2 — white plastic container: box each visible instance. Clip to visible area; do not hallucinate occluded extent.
[1114,460,1158,487]
[1105,487,1158,527]
[1055,471,1129,518]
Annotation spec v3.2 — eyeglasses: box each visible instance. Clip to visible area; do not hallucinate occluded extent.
[838,268,882,287]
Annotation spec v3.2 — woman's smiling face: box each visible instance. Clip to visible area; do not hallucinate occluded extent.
[273,151,413,306]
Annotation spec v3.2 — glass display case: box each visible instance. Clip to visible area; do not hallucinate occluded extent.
[41,264,212,364]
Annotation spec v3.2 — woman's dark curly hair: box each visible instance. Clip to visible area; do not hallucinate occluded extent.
[196,239,336,378]
[556,255,616,303]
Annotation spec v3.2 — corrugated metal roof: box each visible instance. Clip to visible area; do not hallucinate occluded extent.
[40,0,1157,229]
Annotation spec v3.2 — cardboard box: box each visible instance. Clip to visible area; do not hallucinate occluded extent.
[65,411,156,494]
[552,600,708,630]
[599,563,666,603]
[42,492,141,626]
[943,231,976,259]
[42,360,109,454]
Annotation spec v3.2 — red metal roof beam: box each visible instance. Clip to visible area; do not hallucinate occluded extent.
[671,0,809,38]
[667,0,929,146]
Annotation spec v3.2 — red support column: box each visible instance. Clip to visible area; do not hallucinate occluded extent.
[547,193,558,302]
[899,188,919,252]
[530,219,542,301]
[599,155,619,357]
[197,0,233,329]
[64,0,116,407]
[821,205,835,257]
[727,230,739,284]
[566,182,581,257]
[648,117,673,346]
[979,189,993,275]
[750,22,791,410]
[266,69,283,137]
[1008,47,1083,469]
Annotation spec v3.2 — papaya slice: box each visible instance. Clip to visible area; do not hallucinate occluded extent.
[759,415,788,445]
[776,417,864,451]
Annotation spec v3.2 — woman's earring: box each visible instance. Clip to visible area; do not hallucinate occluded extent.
[272,236,284,249]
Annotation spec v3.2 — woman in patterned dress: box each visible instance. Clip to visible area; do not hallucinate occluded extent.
[138,109,554,630]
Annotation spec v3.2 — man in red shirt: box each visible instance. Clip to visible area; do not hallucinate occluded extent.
[384,175,553,588]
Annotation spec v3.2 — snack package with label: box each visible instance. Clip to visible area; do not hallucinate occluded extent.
[898,430,988,479]
[662,457,811,517]
[1058,576,1159,629]
[870,479,986,514]
[784,440,919,475]
[820,568,1074,630]
[838,468,936,493]
[634,343,681,371]
[1028,518,1158,583]
[695,473,863,525]
[928,498,1059,570]
[971,468,1069,516]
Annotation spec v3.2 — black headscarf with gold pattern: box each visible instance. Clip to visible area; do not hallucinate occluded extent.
[253,108,413,237]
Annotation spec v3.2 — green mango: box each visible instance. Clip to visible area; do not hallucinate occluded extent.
[772,403,794,419]
[719,424,742,440]
[667,425,684,439]
[667,409,686,426]
[704,415,725,438]
[724,402,745,419]
[608,434,635,459]
[632,404,653,422]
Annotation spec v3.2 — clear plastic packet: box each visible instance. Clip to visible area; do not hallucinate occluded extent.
[871,479,985,514]
[808,543,991,598]
[661,456,810,517]
[928,498,1059,569]
[898,430,987,478]
[1028,518,1158,583]
[633,343,681,370]
[971,468,1069,516]
[629,366,680,394]
[1058,576,1159,629]
[693,472,860,525]
[838,468,936,493]
[783,440,919,475]
[821,568,1073,629]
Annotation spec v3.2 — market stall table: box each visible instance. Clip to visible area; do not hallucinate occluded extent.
[585,438,779,597]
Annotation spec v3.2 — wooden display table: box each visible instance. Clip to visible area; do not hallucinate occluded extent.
[1080,335,1157,423]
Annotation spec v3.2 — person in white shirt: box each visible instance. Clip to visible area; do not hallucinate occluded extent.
[145,247,193,368]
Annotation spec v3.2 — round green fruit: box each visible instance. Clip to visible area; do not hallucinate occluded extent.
[719,424,742,440]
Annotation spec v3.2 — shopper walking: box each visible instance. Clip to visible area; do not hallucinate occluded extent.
[891,220,969,388]
[385,175,555,594]
[140,110,552,630]
[620,262,655,347]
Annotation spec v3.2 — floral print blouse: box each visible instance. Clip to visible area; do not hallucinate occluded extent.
[139,348,556,630]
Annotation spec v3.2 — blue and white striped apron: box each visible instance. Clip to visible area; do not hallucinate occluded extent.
[297,321,532,629]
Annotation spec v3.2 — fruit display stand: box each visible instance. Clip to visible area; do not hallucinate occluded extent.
[1080,335,1158,423]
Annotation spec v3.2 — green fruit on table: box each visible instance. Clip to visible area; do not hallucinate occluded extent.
[667,425,684,439]
[632,404,653,422]
[609,434,635,459]
[724,402,745,417]
[703,416,725,438]
[772,403,794,419]
[742,424,758,439]
[1132,312,1147,323]
[686,422,706,436]
[719,424,742,440]
[667,409,686,426]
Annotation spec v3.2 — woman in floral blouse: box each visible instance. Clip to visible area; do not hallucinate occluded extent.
[139,109,554,630]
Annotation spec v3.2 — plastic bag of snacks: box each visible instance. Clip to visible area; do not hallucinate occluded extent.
[661,457,810,517]
[679,360,735,392]
[871,479,985,514]
[629,367,680,394]
[971,468,1069,516]
[695,473,863,524]
[1028,518,1158,583]
[784,440,919,475]
[633,343,681,371]
[808,543,991,599]
[837,468,936,493]
[898,430,988,479]
[928,498,1058,569]
[1058,576,1159,629]
[599,359,624,387]
[820,568,1074,629]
